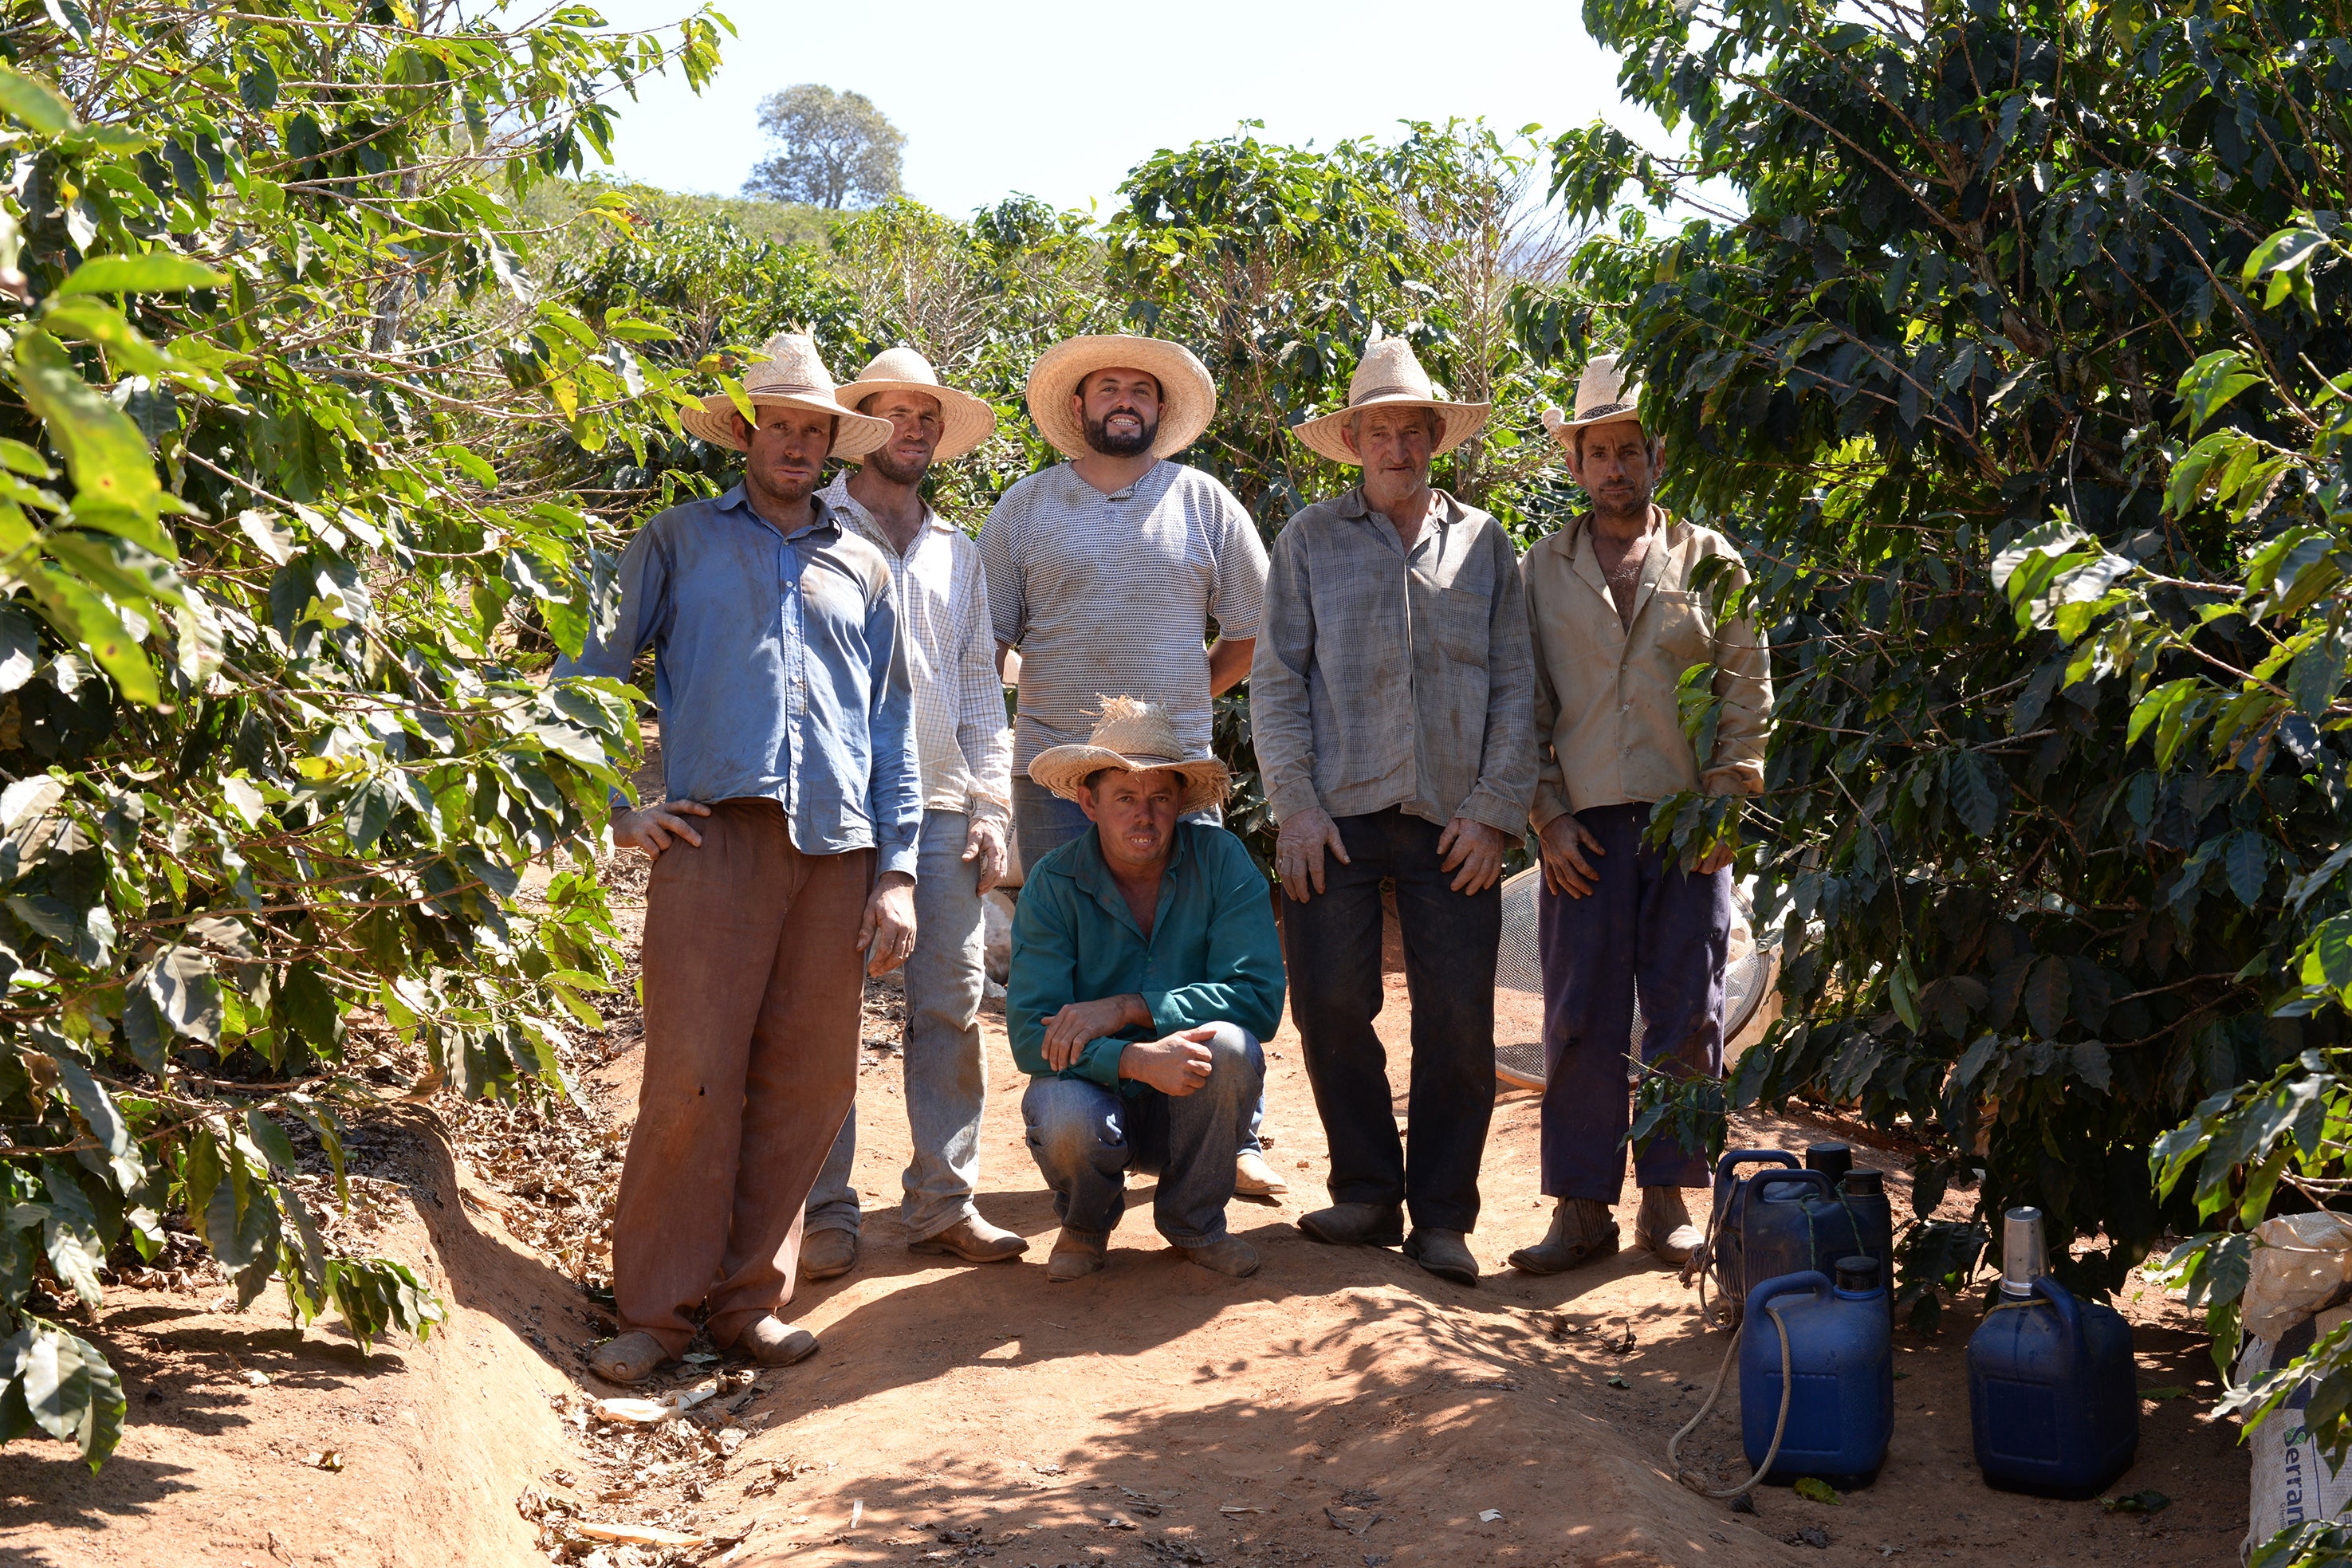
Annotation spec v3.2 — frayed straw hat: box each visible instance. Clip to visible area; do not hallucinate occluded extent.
[1541,353,1645,447]
[1026,697,1232,815]
[1025,335,1217,461]
[681,332,892,457]
[1290,335,1491,466]
[834,346,998,463]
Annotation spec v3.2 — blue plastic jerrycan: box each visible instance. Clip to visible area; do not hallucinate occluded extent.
[1709,1146,1894,1325]
[1740,1258,1895,1488]
[1968,1263,2138,1497]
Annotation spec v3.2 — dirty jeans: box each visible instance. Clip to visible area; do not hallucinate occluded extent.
[1009,777,1264,1159]
[1021,1022,1264,1248]
[610,800,868,1355]
[805,809,990,1244]
[1282,807,1500,1233]
[1536,801,1731,1200]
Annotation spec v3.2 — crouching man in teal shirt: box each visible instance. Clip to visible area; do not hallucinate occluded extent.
[1009,698,1285,1283]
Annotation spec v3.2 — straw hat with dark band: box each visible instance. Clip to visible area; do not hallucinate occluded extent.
[1290,335,1491,466]
[1026,697,1231,815]
[1540,353,1646,448]
[834,346,998,462]
[681,332,893,457]
[1025,335,1217,461]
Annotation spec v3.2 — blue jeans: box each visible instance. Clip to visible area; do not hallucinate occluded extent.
[1010,777,1264,1158]
[1021,1022,1264,1248]
[806,810,991,1243]
[1283,808,1500,1232]
[1537,802,1730,1199]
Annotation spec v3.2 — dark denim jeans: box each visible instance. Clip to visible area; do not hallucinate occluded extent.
[1536,801,1731,1200]
[1282,808,1501,1232]
[1009,777,1263,1158]
[1020,1022,1263,1248]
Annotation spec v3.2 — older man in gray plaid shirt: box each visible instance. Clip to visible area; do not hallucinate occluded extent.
[1249,336,1535,1287]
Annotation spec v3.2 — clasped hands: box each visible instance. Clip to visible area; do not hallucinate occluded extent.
[611,797,917,976]
[1039,992,1219,1098]
[1275,805,1508,901]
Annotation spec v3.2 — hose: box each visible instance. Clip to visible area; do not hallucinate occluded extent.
[1667,1302,1795,1499]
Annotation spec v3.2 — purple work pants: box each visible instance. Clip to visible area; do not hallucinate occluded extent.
[1536,801,1731,1200]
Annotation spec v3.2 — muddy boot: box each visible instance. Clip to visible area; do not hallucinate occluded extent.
[1507,1198,1621,1275]
[1179,1235,1261,1278]
[588,1330,669,1386]
[1403,1228,1480,1286]
[1047,1227,1107,1283]
[1234,1149,1288,1197]
[908,1214,1030,1263]
[800,1227,858,1281]
[1635,1186,1705,1266]
[1297,1201,1404,1248]
[736,1315,820,1367]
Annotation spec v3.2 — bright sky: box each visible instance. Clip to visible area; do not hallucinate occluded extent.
[588,0,1674,218]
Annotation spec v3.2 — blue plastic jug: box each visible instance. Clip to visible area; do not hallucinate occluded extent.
[1968,1247,2138,1498]
[1739,1258,1895,1488]
[1709,1147,1894,1325]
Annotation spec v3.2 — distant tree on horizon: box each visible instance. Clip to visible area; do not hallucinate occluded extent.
[743,84,905,209]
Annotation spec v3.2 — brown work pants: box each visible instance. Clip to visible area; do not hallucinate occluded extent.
[610,799,871,1355]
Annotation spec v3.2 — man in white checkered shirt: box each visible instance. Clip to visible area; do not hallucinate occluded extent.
[979,333,1287,1199]
[800,347,1030,1278]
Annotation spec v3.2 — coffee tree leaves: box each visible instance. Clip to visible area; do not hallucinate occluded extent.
[15,1320,122,1468]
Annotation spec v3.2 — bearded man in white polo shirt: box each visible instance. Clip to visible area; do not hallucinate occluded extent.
[798,346,1029,1279]
[978,334,1284,1197]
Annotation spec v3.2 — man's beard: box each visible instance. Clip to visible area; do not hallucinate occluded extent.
[1083,408,1158,458]
[867,445,932,486]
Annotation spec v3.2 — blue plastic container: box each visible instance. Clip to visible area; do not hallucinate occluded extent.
[1739,1260,1895,1488]
[1967,1275,2139,1497]
[1709,1148,1894,1323]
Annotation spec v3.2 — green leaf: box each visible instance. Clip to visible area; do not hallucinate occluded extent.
[1945,751,2004,838]
[0,65,79,136]
[2025,955,2072,1039]
[2101,1490,2171,1515]
[1792,1476,1840,1504]
[10,330,167,544]
[2226,832,2271,908]
[142,945,222,1045]
[55,254,228,297]
[17,1320,124,1468]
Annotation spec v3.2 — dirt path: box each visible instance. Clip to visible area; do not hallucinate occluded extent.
[2,861,2252,1568]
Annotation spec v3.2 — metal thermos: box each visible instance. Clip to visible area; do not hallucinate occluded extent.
[2000,1207,2049,1299]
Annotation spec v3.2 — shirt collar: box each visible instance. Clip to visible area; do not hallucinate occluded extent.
[1062,458,1164,503]
[718,481,842,543]
[1068,820,1197,921]
[1335,484,1465,532]
[821,474,950,544]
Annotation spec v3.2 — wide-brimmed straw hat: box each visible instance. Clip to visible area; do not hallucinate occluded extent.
[1291,335,1492,466]
[1026,697,1232,815]
[1541,353,1646,448]
[834,346,998,463]
[1025,335,1217,461]
[681,332,893,457]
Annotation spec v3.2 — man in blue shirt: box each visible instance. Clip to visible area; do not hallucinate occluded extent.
[557,334,921,1384]
[1006,698,1284,1283]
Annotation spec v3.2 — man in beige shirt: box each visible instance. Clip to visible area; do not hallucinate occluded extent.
[1507,355,1772,1276]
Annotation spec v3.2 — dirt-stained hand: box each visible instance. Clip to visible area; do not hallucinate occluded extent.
[1538,814,1607,898]
[1436,816,1508,895]
[858,872,917,976]
[1040,994,1147,1071]
[611,800,712,863]
[1276,804,1351,902]
[1118,1026,1221,1098]
[964,815,1009,894]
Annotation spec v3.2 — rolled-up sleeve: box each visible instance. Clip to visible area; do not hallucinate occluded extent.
[1248,525,1323,823]
[554,526,667,684]
[1455,529,1537,835]
[1704,556,1772,796]
[864,583,922,880]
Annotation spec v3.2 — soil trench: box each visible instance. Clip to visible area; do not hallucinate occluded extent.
[3,854,2251,1568]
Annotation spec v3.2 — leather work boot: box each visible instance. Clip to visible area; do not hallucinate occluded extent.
[1635,1185,1705,1266]
[1297,1201,1405,1248]
[1179,1235,1262,1278]
[588,1330,668,1386]
[1507,1198,1622,1275]
[909,1214,1030,1263]
[1403,1227,1480,1286]
[1046,1227,1108,1283]
[799,1227,859,1281]
[737,1315,820,1367]
[1234,1149,1288,1197]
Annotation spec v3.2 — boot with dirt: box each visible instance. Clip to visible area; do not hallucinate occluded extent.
[1046,1226,1107,1283]
[1506,1198,1621,1275]
[1634,1185,1705,1266]
[588,1330,669,1385]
